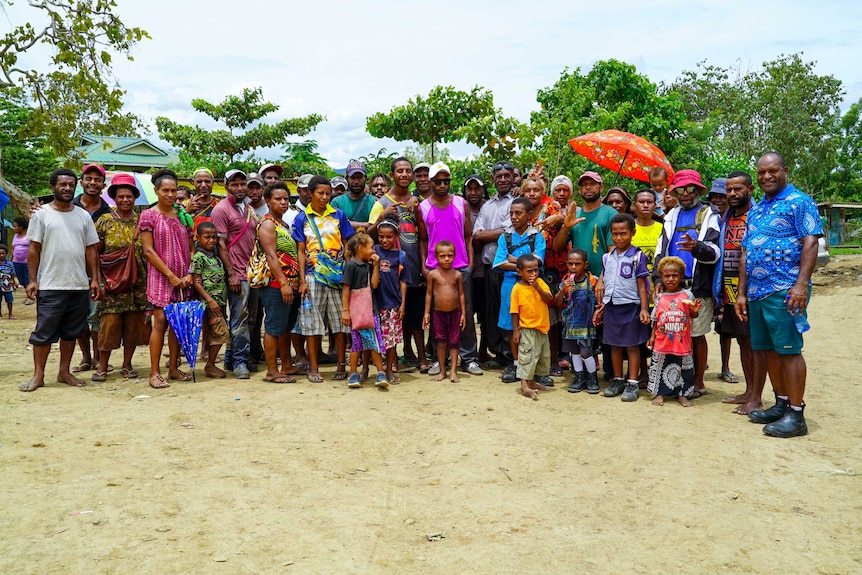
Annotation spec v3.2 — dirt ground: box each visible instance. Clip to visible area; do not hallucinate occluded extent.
[1,257,861,575]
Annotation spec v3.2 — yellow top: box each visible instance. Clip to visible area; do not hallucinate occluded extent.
[510,278,551,334]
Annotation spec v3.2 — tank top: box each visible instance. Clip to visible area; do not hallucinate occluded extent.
[419,195,469,269]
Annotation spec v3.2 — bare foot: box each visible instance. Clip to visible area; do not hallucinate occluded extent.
[450,371,460,383]
[733,400,764,415]
[434,373,445,382]
[57,372,85,387]
[529,382,550,391]
[205,365,226,379]
[19,376,45,392]
[678,396,692,407]
[8,315,16,320]
[722,394,748,404]
[520,387,538,400]
[651,395,664,406]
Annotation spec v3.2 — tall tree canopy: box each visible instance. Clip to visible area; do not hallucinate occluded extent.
[156,87,324,174]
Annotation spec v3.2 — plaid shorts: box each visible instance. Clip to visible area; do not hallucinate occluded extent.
[299,279,351,336]
[378,308,403,350]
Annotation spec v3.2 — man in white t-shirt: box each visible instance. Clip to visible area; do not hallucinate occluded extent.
[20,168,102,392]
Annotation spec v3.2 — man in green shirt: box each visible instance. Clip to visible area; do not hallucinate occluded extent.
[331,160,373,231]
[552,171,616,277]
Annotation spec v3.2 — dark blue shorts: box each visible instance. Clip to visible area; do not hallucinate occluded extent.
[259,286,299,336]
[29,290,90,346]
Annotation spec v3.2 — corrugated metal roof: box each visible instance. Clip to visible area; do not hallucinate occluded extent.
[73,135,179,169]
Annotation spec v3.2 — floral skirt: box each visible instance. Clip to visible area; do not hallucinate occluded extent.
[648,352,695,397]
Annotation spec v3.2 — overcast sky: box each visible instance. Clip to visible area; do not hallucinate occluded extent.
[13,0,862,169]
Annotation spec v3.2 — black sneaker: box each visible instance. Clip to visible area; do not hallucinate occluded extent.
[535,375,554,387]
[501,366,519,383]
[604,377,626,397]
[621,381,640,402]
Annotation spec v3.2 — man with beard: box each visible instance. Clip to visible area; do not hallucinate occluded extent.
[212,169,259,378]
[716,171,766,415]
[20,169,103,392]
[332,160,373,231]
[246,173,269,218]
[417,163,483,376]
[652,169,720,399]
[735,153,821,437]
[473,162,516,379]
[69,164,112,375]
[413,163,432,201]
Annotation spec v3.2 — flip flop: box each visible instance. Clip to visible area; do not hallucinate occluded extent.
[690,389,710,399]
[120,368,139,379]
[549,366,563,377]
[307,372,324,383]
[72,361,93,373]
[718,371,740,383]
[91,371,107,382]
[418,363,432,374]
[263,375,296,384]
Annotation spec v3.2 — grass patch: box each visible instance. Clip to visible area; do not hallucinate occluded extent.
[831,247,862,255]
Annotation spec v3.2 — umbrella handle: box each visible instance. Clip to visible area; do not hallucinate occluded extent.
[609,149,629,189]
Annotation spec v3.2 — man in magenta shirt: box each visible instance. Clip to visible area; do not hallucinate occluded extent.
[418,162,482,376]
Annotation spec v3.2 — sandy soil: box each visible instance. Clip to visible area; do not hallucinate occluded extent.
[1,257,861,574]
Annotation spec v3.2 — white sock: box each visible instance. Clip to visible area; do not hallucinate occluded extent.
[584,356,597,373]
[571,354,585,371]
[514,360,519,367]
[777,395,789,401]
[790,405,803,411]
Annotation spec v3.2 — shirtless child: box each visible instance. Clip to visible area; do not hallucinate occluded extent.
[423,241,466,382]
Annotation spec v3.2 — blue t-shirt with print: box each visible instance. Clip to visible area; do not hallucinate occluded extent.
[374,245,412,310]
[742,184,822,301]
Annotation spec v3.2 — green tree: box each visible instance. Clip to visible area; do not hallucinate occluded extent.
[366,85,496,162]
[0,0,148,208]
[828,98,862,201]
[529,59,686,185]
[280,140,336,178]
[0,91,58,196]
[670,53,844,197]
[156,87,324,174]
[358,148,401,180]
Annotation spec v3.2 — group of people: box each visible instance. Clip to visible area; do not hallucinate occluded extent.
[12,151,819,438]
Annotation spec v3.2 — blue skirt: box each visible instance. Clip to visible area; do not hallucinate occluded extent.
[602,302,650,347]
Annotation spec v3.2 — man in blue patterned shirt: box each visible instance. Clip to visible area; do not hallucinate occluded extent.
[735,152,822,438]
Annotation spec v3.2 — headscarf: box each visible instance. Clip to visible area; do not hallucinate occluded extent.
[550,175,573,193]
[193,167,214,178]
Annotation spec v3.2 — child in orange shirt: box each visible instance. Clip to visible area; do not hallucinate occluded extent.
[511,253,554,400]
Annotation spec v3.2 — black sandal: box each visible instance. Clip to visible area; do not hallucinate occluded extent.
[333,362,348,380]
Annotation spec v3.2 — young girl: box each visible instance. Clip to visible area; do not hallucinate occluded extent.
[340,232,389,389]
[139,169,194,389]
[555,249,599,394]
[374,216,410,383]
[595,213,651,402]
[647,257,701,407]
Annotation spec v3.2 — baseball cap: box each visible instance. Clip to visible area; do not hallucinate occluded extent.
[331,176,348,190]
[709,178,727,196]
[346,160,366,177]
[82,164,106,178]
[428,162,451,179]
[224,169,247,185]
[670,169,707,192]
[297,174,313,188]
[414,162,431,173]
[107,173,140,199]
[464,174,485,188]
[246,172,264,187]
[578,171,603,185]
[259,163,283,177]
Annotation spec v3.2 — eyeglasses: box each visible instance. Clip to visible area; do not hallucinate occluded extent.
[492,162,514,173]
[431,178,451,185]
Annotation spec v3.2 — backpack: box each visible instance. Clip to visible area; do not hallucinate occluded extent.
[504,230,538,254]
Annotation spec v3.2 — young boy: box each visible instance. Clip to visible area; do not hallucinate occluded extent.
[423,241,466,383]
[0,244,18,319]
[511,253,554,400]
[190,222,229,379]
[493,197,546,383]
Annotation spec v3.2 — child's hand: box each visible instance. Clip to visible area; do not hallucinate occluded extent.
[397,305,405,320]
[511,331,520,348]
[341,309,351,327]
[422,314,430,330]
[208,300,221,315]
[460,313,466,331]
[688,298,702,313]
[592,308,603,326]
[639,310,651,324]
[370,253,380,266]
[563,276,574,291]
[646,335,655,350]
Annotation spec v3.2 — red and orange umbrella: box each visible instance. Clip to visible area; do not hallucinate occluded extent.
[568,130,674,184]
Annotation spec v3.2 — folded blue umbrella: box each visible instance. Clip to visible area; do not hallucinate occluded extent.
[164,300,205,380]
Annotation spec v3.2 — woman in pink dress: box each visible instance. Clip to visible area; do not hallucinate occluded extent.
[139,169,194,389]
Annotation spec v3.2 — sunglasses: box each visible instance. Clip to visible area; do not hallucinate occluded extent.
[676,186,701,195]
[431,178,451,185]
[492,162,514,172]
